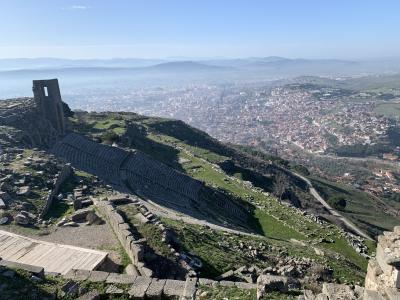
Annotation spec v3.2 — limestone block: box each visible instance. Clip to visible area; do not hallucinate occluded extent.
[73,269,91,281]
[128,276,152,299]
[145,278,166,300]
[163,279,185,297]
[219,280,235,287]
[113,213,125,225]
[182,277,197,300]
[0,260,44,278]
[63,269,90,281]
[363,290,386,300]
[257,274,288,295]
[125,264,140,276]
[71,208,93,223]
[215,269,234,280]
[198,278,217,287]
[322,283,356,299]
[106,273,136,284]
[234,282,257,289]
[118,222,130,231]
[385,288,400,300]
[139,266,153,277]
[376,243,393,274]
[130,244,143,262]
[88,270,109,282]
[394,226,400,235]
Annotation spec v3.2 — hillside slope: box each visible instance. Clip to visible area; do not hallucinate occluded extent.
[67,111,379,285]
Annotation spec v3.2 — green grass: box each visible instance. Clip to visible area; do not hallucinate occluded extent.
[118,204,174,259]
[252,210,305,240]
[118,246,131,271]
[163,218,269,278]
[198,285,257,300]
[43,201,74,220]
[0,269,65,300]
[73,112,369,283]
[149,133,369,282]
[310,176,400,236]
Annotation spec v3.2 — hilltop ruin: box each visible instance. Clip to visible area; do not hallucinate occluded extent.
[0,79,66,147]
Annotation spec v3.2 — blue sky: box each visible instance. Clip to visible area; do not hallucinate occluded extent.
[0,0,399,59]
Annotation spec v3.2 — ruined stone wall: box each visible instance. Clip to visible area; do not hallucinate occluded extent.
[96,201,152,277]
[0,79,67,148]
[39,164,72,218]
[364,226,400,299]
[32,79,66,136]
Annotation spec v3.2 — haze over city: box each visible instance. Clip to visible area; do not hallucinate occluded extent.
[0,1,399,300]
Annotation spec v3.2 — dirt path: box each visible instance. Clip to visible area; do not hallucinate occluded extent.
[139,198,263,238]
[290,171,374,241]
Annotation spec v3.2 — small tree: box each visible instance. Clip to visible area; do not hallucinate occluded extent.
[274,172,288,202]
[330,195,347,211]
[101,130,119,144]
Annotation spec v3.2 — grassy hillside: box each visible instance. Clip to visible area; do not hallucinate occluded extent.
[310,176,400,237]
[70,112,372,283]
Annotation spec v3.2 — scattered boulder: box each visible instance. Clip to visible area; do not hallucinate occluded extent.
[322,283,358,299]
[56,217,68,227]
[71,208,92,222]
[108,194,131,204]
[14,213,29,225]
[0,216,9,225]
[16,186,31,196]
[257,274,288,299]
[21,202,34,211]
[86,211,103,225]
[63,221,79,227]
[81,199,93,207]
[73,199,83,210]
[0,198,6,209]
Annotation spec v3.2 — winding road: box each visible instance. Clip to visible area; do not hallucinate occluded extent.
[290,171,374,241]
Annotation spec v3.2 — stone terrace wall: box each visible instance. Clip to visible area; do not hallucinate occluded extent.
[96,201,153,277]
[39,164,72,218]
[64,268,198,300]
[364,226,400,299]
[0,257,255,300]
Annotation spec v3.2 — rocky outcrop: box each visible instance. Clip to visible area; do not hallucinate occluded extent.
[364,226,400,299]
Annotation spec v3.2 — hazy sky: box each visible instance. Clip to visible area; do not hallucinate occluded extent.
[0,0,399,59]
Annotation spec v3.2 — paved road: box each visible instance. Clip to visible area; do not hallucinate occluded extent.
[290,171,373,241]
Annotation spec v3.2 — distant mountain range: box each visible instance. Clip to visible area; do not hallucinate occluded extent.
[1,56,400,74]
[1,56,400,99]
